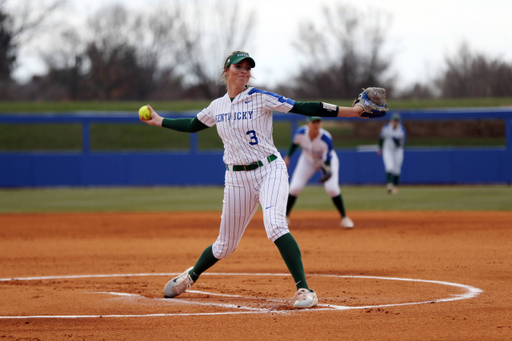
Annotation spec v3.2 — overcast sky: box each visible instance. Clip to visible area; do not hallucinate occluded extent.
[12,0,512,91]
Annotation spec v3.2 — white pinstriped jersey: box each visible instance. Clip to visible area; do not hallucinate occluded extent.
[197,87,295,165]
[292,126,334,167]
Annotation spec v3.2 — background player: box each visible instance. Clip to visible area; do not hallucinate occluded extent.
[284,116,354,228]
[378,113,406,194]
[139,51,385,309]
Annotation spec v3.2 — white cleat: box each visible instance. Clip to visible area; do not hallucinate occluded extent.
[292,288,318,308]
[386,183,393,194]
[341,216,354,229]
[163,266,194,298]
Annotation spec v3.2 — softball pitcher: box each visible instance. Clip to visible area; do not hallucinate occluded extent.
[139,51,387,308]
[284,116,354,228]
[378,113,406,194]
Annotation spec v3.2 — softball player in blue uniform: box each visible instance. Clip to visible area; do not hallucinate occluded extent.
[140,51,373,308]
[284,116,354,228]
[378,113,406,194]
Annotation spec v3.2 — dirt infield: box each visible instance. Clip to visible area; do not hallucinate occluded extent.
[1,211,511,340]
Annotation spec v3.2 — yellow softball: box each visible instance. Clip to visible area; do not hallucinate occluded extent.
[138,105,151,120]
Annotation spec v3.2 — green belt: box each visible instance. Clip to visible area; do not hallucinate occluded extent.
[227,154,278,171]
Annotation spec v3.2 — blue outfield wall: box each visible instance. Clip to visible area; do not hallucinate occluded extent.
[1,148,511,187]
[1,108,511,187]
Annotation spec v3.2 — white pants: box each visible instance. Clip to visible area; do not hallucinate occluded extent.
[383,148,404,175]
[289,153,340,198]
[212,157,290,259]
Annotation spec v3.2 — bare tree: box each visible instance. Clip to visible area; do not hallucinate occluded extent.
[37,3,184,100]
[0,5,15,82]
[0,0,65,99]
[288,3,395,99]
[36,28,83,99]
[0,0,65,82]
[398,82,436,100]
[176,0,257,98]
[13,0,256,100]
[436,42,512,98]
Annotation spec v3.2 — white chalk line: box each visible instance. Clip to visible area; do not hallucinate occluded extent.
[94,291,271,312]
[93,291,269,312]
[0,273,482,319]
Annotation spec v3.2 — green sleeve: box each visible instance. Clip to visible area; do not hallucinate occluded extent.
[378,138,384,149]
[162,117,209,133]
[289,101,338,117]
[287,143,300,157]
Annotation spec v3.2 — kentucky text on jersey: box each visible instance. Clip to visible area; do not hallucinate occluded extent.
[197,87,295,165]
[215,111,253,123]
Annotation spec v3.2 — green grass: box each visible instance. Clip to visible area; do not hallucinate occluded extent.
[1,98,510,151]
[403,137,506,147]
[387,97,512,109]
[0,124,83,151]
[0,121,504,151]
[0,185,510,213]
[90,124,191,151]
[298,185,512,211]
[0,121,293,151]
[0,126,504,151]
[0,187,224,213]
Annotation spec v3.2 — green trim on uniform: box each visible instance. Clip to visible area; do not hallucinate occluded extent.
[289,102,321,116]
[286,194,297,217]
[378,138,384,149]
[228,154,277,171]
[331,194,346,218]
[287,143,299,158]
[290,101,338,118]
[162,117,209,133]
[274,233,309,290]
[189,245,219,282]
[393,175,400,186]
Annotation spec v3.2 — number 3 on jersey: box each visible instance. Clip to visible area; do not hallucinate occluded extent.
[246,130,259,145]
